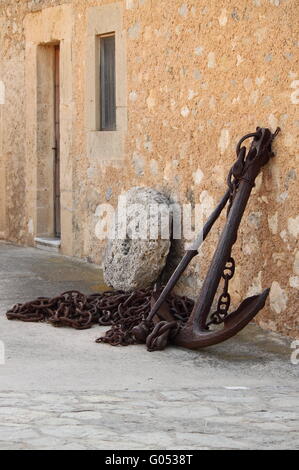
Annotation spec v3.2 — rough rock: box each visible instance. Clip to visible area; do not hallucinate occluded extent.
[103,187,172,291]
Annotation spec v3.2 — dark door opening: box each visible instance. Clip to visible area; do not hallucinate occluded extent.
[54,45,61,238]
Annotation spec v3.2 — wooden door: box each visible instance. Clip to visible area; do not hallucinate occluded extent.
[54,45,61,238]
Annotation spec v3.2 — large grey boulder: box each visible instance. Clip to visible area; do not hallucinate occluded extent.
[103,187,172,291]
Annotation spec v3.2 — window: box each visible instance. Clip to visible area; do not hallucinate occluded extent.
[99,33,116,131]
[86,3,127,161]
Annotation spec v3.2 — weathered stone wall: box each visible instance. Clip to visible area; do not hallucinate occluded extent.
[0,0,298,338]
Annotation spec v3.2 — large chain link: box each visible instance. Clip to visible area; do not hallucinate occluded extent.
[207,257,235,327]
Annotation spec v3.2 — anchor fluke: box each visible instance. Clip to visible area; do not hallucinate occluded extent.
[224,288,270,327]
[174,289,270,350]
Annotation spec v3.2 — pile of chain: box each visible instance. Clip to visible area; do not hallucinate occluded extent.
[6,289,195,348]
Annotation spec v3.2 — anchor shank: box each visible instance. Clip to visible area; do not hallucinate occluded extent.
[191,177,256,330]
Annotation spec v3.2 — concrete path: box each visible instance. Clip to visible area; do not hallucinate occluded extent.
[0,242,298,450]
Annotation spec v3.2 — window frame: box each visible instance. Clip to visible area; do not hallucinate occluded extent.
[98,32,116,132]
[86,3,127,162]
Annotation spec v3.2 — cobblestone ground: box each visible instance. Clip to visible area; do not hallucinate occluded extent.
[0,387,298,450]
[0,243,298,450]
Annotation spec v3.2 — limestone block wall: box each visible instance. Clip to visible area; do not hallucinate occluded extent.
[0,0,298,338]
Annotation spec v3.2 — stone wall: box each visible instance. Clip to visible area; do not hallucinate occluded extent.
[0,0,298,338]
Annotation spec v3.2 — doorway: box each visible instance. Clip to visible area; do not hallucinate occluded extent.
[54,45,61,238]
[36,43,61,241]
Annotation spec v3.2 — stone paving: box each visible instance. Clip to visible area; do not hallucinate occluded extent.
[0,242,298,450]
[0,387,298,450]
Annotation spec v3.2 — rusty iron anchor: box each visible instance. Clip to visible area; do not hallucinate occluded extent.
[133,127,280,351]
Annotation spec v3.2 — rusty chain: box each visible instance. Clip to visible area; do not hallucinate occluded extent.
[6,288,194,348]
